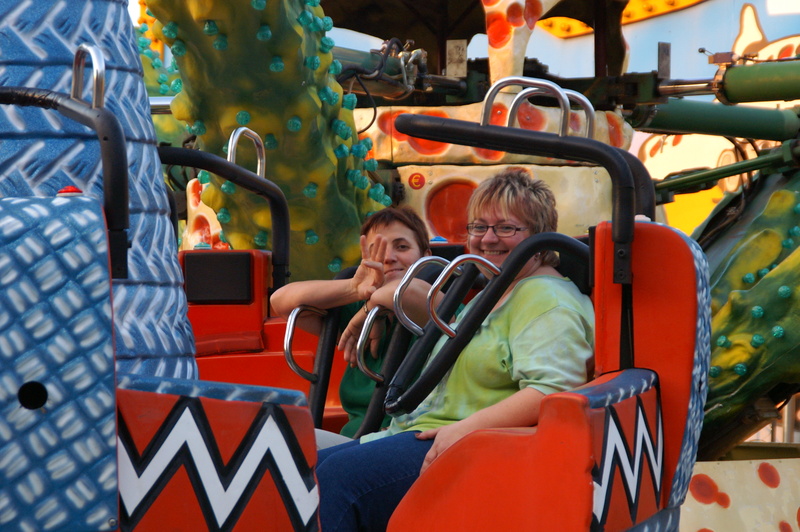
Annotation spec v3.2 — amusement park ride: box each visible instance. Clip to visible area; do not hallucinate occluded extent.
[1,0,800,530]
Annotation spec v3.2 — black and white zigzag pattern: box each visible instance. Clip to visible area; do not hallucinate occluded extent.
[593,397,664,526]
[118,398,319,532]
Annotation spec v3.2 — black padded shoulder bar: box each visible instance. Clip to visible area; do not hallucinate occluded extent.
[158,147,290,290]
[384,233,589,416]
[0,87,130,279]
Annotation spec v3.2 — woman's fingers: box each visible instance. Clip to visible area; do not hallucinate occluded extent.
[372,235,388,263]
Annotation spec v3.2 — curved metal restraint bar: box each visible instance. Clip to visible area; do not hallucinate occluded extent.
[508,87,596,139]
[352,260,457,437]
[305,265,356,427]
[393,255,451,336]
[562,89,596,139]
[385,233,590,415]
[227,127,266,178]
[352,319,416,438]
[382,262,482,414]
[71,43,105,109]
[356,305,394,383]
[157,147,290,290]
[481,77,570,136]
[0,86,130,278]
[283,305,327,382]
[427,254,500,338]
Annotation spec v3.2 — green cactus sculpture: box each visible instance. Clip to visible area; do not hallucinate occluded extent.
[146,0,386,281]
[704,179,800,440]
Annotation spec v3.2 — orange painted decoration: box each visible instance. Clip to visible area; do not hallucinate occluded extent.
[117,388,180,454]
[516,101,546,131]
[649,140,662,158]
[569,111,582,133]
[506,3,525,27]
[198,395,263,463]
[378,110,408,141]
[406,111,451,155]
[605,111,625,147]
[473,103,507,160]
[524,0,543,28]
[758,461,781,488]
[779,44,794,59]
[487,11,512,48]
[426,181,477,243]
[689,473,719,504]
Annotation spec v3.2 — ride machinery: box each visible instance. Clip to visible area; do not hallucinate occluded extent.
[1,0,799,531]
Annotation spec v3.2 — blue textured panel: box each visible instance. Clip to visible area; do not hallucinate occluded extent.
[0,197,117,531]
[669,226,711,509]
[118,374,308,407]
[0,0,196,378]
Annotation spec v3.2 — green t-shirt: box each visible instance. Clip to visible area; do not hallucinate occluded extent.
[361,275,594,442]
[337,301,394,438]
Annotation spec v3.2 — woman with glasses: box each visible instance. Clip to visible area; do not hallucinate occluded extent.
[316,167,595,531]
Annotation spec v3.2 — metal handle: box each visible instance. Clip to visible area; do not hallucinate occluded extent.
[507,86,596,138]
[481,76,570,135]
[227,127,266,178]
[427,254,500,338]
[562,89,596,139]
[393,255,451,336]
[149,96,173,115]
[284,305,327,382]
[71,44,105,109]
[356,305,391,383]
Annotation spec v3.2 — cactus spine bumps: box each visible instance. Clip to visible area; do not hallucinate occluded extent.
[147,0,386,281]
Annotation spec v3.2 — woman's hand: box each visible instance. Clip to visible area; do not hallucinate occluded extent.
[414,388,546,474]
[415,420,473,474]
[350,234,388,300]
[338,308,386,367]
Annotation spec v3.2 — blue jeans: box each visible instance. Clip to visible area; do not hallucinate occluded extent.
[317,431,433,531]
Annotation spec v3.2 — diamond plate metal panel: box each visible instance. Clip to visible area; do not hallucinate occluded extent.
[0,0,196,378]
[0,196,117,532]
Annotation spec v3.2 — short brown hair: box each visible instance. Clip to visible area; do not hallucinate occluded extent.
[467,167,559,267]
[361,206,431,255]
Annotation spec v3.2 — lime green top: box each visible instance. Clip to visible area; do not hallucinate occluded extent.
[361,275,594,442]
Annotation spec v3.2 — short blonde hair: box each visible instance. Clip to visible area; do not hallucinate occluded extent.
[467,167,559,267]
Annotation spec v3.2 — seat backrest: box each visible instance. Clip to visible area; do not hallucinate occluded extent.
[592,221,710,508]
[0,197,119,531]
[180,249,272,355]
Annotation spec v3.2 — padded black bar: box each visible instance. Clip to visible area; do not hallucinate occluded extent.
[394,113,634,283]
[382,262,482,415]
[616,148,657,221]
[385,233,590,416]
[0,87,130,279]
[158,146,290,291]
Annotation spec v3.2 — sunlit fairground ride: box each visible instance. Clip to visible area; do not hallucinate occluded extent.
[1,0,800,530]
